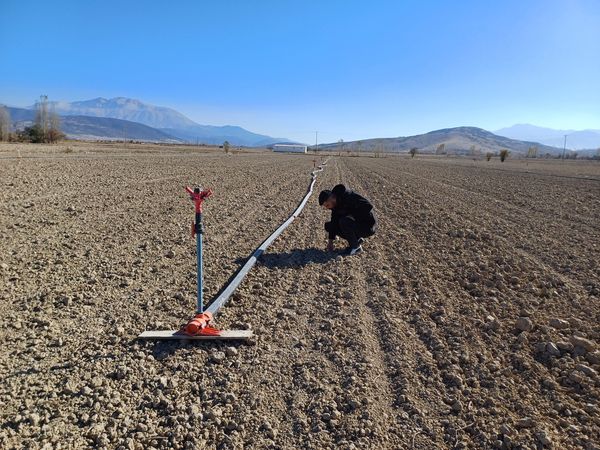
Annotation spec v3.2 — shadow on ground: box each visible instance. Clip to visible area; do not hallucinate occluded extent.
[258,247,338,268]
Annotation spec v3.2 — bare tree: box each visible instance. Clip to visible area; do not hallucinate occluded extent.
[409,147,418,158]
[499,149,509,162]
[27,95,64,143]
[0,105,10,141]
[527,146,538,158]
[35,95,50,138]
[485,152,493,161]
[47,111,64,143]
[223,140,230,154]
[435,143,446,155]
[469,145,481,160]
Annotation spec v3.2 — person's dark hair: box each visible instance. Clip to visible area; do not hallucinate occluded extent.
[318,190,332,206]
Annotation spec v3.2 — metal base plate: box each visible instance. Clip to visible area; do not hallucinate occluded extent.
[138,329,253,340]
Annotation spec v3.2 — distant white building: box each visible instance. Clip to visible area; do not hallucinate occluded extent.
[273,144,307,153]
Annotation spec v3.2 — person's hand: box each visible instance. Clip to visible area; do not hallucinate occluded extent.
[326,239,334,252]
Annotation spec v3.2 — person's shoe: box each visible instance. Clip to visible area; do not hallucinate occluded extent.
[357,238,365,246]
[342,245,363,256]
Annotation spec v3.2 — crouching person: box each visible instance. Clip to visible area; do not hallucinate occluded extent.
[319,184,377,256]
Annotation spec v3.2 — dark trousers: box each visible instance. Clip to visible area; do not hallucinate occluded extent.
[325,216,375,248]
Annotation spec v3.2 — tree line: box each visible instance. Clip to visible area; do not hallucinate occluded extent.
[0,95,65,143]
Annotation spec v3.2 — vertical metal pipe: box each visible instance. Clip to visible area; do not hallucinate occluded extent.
[196,212,203,313]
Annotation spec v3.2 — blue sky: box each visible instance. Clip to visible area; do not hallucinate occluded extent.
[1,0,599,143]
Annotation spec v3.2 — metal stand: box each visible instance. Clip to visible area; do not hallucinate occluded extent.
[196,211,203,313]
[138,185,252,341]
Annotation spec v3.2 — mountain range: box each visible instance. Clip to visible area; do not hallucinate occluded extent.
[317,126,567,156]
[6,97,289,146]
[495,124,600,150]
[3,97,598,155]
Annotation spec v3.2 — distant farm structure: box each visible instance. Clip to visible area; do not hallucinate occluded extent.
[273,144,307,153]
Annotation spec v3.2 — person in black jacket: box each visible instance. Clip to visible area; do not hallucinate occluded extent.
[319,184,376,256]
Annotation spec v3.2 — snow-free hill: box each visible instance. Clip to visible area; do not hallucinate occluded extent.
[317,127,563,155]
[61,116,181,142]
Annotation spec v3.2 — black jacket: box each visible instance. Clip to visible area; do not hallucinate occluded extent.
[328,184,376,239]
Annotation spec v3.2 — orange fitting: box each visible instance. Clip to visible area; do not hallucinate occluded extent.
[184,311,214,335]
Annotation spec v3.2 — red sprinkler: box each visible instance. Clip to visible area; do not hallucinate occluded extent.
[182,186,220,336]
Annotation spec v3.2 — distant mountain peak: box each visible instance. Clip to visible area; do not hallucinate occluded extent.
[20,96,292,146]
[495,124,600,150]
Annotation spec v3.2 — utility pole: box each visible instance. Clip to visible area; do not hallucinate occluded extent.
[562,134,568,161]
[315,131,318,154]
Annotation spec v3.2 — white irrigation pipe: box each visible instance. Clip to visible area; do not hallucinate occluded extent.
[206,159,328,316]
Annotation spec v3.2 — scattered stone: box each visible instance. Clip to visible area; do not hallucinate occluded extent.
[486,316,501,331]
[261,421,277,439]
[549,318,569,329]
[569,371,585,384]
[28,413,41,427]
[320,275,335,284]
[516,417,534,428]
[556,341,573,351]
[210,351,226,364]
[546,342,561,356]
[535,342,547,353]
[165,250,175,258]
[575,364,597,378]
[542,378,557,390]
[570,336,595,352]
[536,430,553,447]
[515,317,533,332]
[225,346,238,357]
[586,351,600,365]
[81,386,93,396]
[568,317,584,329]
[189,405,203,421]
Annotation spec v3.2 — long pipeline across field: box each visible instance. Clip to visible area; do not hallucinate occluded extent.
[206,160,327,316]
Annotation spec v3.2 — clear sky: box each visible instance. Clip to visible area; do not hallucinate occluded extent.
[1,0,599,143]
